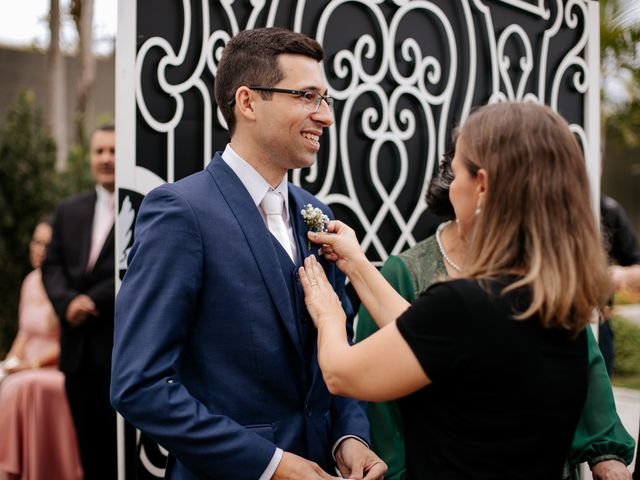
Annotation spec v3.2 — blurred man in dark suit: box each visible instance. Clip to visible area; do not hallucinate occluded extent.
[599,195,640,377]
[43,125,116,480]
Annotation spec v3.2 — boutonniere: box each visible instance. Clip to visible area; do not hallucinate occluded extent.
[301,203,330,251]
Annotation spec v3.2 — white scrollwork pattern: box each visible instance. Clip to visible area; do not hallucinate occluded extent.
[124,0,599,475]
[132,0,597,257]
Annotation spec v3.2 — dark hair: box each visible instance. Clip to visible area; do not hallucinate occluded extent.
[37,215,53,227]
[94,124,114,134]
[425,142,456,220]
[214,27,324,136]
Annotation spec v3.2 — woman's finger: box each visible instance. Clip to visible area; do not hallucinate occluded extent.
[298,262,313,292]
[304,255,319,285]
[306,258,320,287]
[307,255,333,292]
[321,244,334,254]
[326,220,343,233]
[308,230,332,247]
[322,252,339,263]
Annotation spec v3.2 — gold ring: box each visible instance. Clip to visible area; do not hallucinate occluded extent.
[310,282,317,286]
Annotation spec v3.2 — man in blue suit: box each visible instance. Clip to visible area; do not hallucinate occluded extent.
[111,27,386,479]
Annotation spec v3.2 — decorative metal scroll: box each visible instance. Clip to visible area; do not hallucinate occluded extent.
[115,1,599,477]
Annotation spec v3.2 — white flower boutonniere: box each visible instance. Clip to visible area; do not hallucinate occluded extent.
[301,203,330,251]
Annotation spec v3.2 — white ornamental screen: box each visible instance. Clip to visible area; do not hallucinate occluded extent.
[115,1,600,477]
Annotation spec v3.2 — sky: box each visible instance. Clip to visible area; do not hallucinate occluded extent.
[0,0,117,55]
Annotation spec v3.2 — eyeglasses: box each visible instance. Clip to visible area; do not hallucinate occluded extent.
[235,86,334,113]
[250,86,334,113]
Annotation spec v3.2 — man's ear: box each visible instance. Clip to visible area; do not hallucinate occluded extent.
[234,86,256,122]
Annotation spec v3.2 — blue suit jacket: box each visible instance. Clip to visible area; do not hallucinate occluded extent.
[111,153,370,479]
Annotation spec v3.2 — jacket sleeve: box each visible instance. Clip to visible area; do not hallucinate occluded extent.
[85,229,116,313]
[110,186,277,480]
[355,255,415,341]
[601,196,640,266]
[353,255,414,480]
[41,203,81,323]
[85,272,115,315]
[566,327,636,472]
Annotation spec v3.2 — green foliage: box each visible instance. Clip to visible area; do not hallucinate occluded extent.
[601,1,640,64]
[0,88,111,355]
[605,97,640,150]
[601,0,640,149]
[611,315,640,377]
[0,90,101,356]
[0,90,60,355]
[600,0,640,238]
[59,143,94,197]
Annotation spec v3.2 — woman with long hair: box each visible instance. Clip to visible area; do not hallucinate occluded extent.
[356,144,634,479]
[300,102,614,479]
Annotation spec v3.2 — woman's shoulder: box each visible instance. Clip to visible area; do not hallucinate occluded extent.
[398,234,447,295]
[421,276,486,295]
[398,234,439,265]
[418,276,518,316]
[21,269,42,291]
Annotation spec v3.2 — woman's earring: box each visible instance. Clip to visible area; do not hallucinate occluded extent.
[475,204,481,215]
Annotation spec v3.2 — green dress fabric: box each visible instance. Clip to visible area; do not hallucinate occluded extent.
[355,234,635,480]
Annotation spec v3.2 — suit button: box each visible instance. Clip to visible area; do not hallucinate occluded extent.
[305,403,312,417]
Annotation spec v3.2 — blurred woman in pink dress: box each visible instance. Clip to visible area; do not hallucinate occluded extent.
[0,221,83,480]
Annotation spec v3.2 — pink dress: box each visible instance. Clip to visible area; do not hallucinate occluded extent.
[0,270,83,480]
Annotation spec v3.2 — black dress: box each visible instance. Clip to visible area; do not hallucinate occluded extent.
[396,277,588,480]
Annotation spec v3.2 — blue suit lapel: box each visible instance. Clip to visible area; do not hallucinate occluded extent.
[289,189,323,263]
[206,154,304,361]
[289,191,345,394]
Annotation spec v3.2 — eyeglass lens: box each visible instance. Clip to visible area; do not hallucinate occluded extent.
[302,92,334,113]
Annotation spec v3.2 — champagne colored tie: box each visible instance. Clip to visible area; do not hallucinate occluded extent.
[87,194,115,270]
[261,191,294,261]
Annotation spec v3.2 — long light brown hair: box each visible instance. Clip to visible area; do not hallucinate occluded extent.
[459,102,611,333]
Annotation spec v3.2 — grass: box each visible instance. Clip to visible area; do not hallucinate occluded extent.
[615,290,640,305]
[612,373,640,390]
[610,310,640,390]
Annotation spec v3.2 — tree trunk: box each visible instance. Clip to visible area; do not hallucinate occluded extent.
[47,0,68,171]
[73,0,96,146]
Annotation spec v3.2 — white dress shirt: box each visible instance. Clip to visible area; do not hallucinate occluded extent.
[87,184,115,270]
[221,144,298,263]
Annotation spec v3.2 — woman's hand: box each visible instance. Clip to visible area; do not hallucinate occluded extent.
[299,255,346,330]
[1,356,20,374]
[591,459,632,480]
[300,255,429,401]
[6,363,29,374]
[309,220,410,329]
[3,356,35,374]
[308,221,366,275]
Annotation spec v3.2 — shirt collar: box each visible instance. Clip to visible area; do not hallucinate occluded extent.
[221,144,290,220]
[95,184,114,206]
